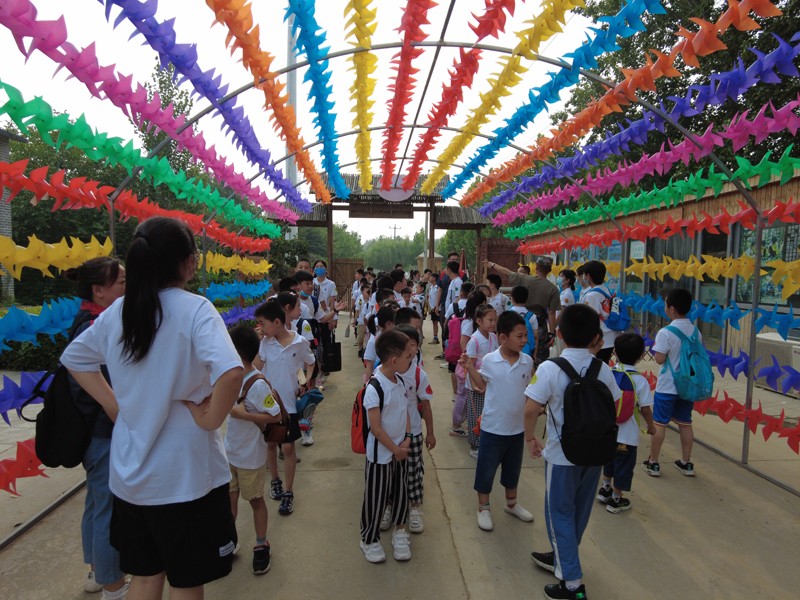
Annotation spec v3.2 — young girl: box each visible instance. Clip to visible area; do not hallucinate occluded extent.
[62,217,244,600]
[463,304,498,458]
[65,258,127,598]
[556,269,577,357]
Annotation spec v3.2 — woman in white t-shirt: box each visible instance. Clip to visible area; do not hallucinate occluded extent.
[61,217,244,599]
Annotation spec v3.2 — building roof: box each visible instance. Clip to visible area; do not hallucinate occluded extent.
[434,205,491,229]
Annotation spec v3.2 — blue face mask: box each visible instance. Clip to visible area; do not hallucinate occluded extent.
[556,276,564,287]
[299,290,309,298]
[314,267,326,277]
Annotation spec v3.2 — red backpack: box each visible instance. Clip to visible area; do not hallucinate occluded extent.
[351,378,384,460]
[611,367,638,424]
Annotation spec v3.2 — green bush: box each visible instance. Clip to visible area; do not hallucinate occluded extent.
[0,335,67,371]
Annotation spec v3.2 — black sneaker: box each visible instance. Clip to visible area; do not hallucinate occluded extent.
[252,545,271,575]
[674,460,695,476]
[544,581,588,600]
[531,550,555,573]
[269,478,284,500]
[605,496,631,514]
[279,491,294,515]
[596,486,612,504]
[642,459,661,477]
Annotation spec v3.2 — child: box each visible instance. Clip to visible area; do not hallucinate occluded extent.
[643,288,699,478]
[363,304,398,381]
[360,330,415,563]
[525,304,622,600]
[391,325,435,534]
[356,284,371,357]
[410,283,425,318]
[226,326,282,575]
[464,304,498,458]
[555,270,577,357]
[460,311,535,532]
[426,273,441,344]
[580,260,618,365]
[486,274,509,315]
[447,285,479,436]
[400,287,412,309]
[509,285,539,357]
[597,333,656,513]
[254,301,315,517]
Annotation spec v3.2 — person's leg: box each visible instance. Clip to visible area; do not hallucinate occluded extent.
[127,574,166,600]
[574,466,602,545]
[679,424,694,463]
[266,442,280,481]
[474,431,503,526]
[450,371,457,394]
[360,461,391,544]
[432,316,439,339]
[167,586,203,600]
[648,424,667,463]
[390,459,410,528]
[250,497,268,541]
[545,463,584,583]
[406,434,424,508]
[282,442,297,492]
[499,433,525,507]
[466,391,484,451]
[648,392,676,464]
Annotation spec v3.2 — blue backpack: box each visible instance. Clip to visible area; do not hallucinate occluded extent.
[522,311,537,358]
[663,325,714,402]
[588,287,630,331]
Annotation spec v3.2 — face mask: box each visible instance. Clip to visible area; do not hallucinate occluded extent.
[556,277,564,287]
[299,290,310,298]
[314,267,326,277]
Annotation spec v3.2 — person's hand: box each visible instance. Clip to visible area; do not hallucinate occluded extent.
[528,437,544,459]
[425,433,437,450]
[394,445,410,461]
[183,395,214,430]
[646,423,657,436]
[334,300,346,312]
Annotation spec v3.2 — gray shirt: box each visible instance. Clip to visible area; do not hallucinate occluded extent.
[508,272,560,317]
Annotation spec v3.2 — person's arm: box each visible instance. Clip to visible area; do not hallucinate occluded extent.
[319,300,346,324]
[367,407,409,461]
[640,405,657,435]
[524,398,545,459]
[67,370,118,422]
[654,352,667,365]
[184,366,245,430]
[420,400,436,450]
[253,355,265,370]
[548,311,557,334]
[460,334,470,351]
[230,399,282,427]
[486,260,511,276]
[459,354,486,392]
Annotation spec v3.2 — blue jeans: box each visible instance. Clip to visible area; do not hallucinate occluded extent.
[82,436,123,585]
[473,431,524,494]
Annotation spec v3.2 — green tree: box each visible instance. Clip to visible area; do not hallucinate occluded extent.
[363,235,420,272]
[296,224,364,263]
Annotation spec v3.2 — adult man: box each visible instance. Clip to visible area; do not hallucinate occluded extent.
[435,251,461,359]
[487,257,560,365]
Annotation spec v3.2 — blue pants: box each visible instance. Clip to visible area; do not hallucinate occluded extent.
[82,436,123,585]
[544,462,601,582]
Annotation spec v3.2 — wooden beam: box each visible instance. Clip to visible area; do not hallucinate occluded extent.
[326,203,334,266]
[428,198,436,269]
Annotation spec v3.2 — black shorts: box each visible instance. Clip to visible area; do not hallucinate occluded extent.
[286,413,302,443]
[111,484,236,588]
[448,362,456,373]
[429,310,439,322]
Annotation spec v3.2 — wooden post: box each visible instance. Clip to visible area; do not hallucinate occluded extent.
[326,203,334,268]
[428,199,436,270]
[475,225,483,281]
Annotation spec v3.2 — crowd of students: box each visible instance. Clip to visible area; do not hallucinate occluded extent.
[60,220,706,600]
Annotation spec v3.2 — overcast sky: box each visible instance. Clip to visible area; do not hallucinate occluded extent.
[0,0,591,242]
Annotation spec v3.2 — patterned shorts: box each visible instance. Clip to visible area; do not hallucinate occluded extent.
[407,433,425,505]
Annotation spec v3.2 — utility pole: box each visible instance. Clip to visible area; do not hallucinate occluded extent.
[390,224,400,239]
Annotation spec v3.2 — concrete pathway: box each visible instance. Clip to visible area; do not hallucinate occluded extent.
[1,317,799,599]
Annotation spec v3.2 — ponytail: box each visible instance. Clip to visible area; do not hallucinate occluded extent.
[367,314,378,336]
[121,217,196,363]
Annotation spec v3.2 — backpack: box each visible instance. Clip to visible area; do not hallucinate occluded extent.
[299,295,321,348]
[664,325,715,402]
[351,377,384,461]
[441,301,462,343]
[611,367,638,424]
[444,303,465,364]
[550,357,618,466]
[239,373,290,444]
[588,287,630,332]
[20,313,100,468]
[522,311,537,358]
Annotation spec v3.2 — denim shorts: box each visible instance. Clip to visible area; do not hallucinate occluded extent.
[473,431,524,494]
[653,392,693,426]
[602,443,638,492]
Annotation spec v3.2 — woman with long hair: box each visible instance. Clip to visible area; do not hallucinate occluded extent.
[62,217,244,600]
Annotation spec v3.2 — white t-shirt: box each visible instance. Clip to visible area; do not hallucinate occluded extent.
[460,318,474,339]
[293,318,315,344]
[653,318,701,395]
[524,348,622,466]
[410,295,424,316]
[313,277,337,309]
[398,364,433,435]
[615,364,654,447]
[560,288,575,309]
[427,284,440,310]
[445,276,463,308]
[61,288,242,505]
[445,297,468,319]
[258,332,315,414]
[510,304,539,332]
[364,369,410,464]
[352,280,361,299]
[299,294,324,321]
[478,349,534,435]
[363,329,380,363]
[358,295,371,324]
[582,285,618,349]
[487,291,510,315]
[225,371,281,469]
[466,330,499,391]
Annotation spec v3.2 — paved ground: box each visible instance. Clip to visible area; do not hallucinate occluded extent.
[1,317,799,599]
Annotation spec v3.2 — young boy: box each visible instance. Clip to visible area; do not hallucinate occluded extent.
[356,284,371,357]
[525,304,622,600]
[460,311,535,532]
[580,260,618,365]
[391,325,435,534]
[360,330,415,563]
[643,288,698,478]
[426,273,441,344]
[486,273,510,315]
[509,285,539,354]
[225,326,282,575]
[254,301,316,517]
[597,333,656,513]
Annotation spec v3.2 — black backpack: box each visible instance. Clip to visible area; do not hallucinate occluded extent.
[20,312,101,468]
[550,357,618,467]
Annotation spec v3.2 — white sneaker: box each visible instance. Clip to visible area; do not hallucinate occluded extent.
[391,529,412,561]
[477,509,494,531]
[85,571,103,593]
[380,505,392,531]
[101,582,129,600]
[504,503,534,522]
[408,507,424,533]
[301,430,314,446]
[469,448,479,459]
[360,540,386,563]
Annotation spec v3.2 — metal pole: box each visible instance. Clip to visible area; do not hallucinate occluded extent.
[742,214,764,464]
[108,197,117,254]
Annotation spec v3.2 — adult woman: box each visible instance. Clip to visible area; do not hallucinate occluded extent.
[66,258,127,598]
[62,218,244,600]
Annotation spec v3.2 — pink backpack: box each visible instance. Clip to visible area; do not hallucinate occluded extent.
[444,314,465,363]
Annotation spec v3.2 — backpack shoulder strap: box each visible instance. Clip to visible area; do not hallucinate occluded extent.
[311,295,319,312]
[239,372,267,403]
[585,357,603,380]
[664,324,690,343]
[453,301,463,318]
[550,357,580,380]
[367,378,384,411]
[587,287,610,299]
